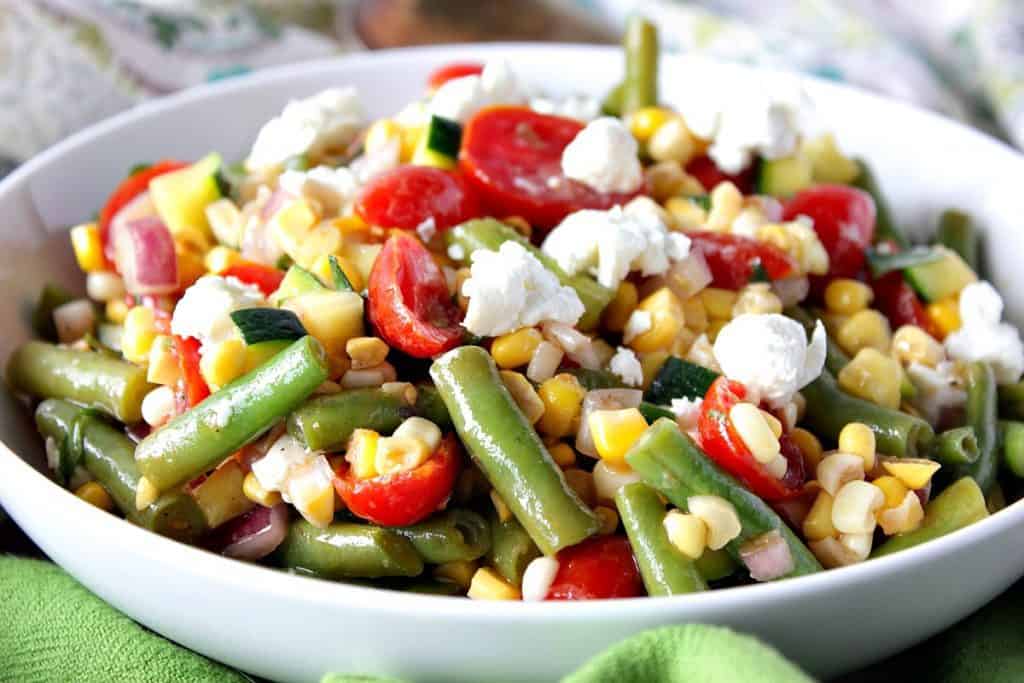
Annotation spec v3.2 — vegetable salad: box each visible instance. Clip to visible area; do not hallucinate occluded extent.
[8,18,1024,601]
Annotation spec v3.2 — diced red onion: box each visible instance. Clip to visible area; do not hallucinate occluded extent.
[665,251,713,301]
[112,216,179,295]
[542,322,601,369]
[576,389,643,457]
[772,276,810,308]
[217,504,289,561]
[260,188,295,221]
[740,529,794,582]
[53,299,96,344]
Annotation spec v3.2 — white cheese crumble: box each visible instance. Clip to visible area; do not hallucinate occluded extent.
[429,59,526,123]
[609,347,643,387]
[907,361,966,425]
[247,87,364,170]
[170,275,266,352]
[712,313,827,407]
[541,198,690,290]
[560,117,643,194]
[278,165,359,216]
[251,434,334,527]
[671,397,704,431]
[461,241,584,337]
[945,281,1024,384]
[530,94,601,122]
[623,310,653,344]
[251,434,312,494]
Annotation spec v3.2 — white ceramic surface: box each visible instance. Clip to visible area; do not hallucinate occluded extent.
[2,45,1024,683]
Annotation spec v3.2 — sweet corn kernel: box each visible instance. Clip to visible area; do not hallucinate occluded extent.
[75,481,114,512]
[375,436,431,476]
[86,271,126,303]
[526,341,564,384]
[105,298,129,325]
[204,245,242,274]
[630,288,684,353]
[588,408,649,466]
[682,296,709,333]
[70,222,106,272]
[732,283,783,316]
[490,489,513,523]
[790,428,824,472]
[824,279,873,315]
[881,459,941,490]
[802,491,836,541]
[270,198,319,255]
[205,198,243,248]
[664,197,708,231]
[536,374,586,438]
[500,370,546,424]
[434,560,479,590]
[701,288,739,320]
[548,442,576,468]
[872,476,910,509]
[594,505,620,535]
[340,363,396,389]
[706,181,743,232]
[243,471,283,507]
[638,350,670,389]
[627,106,674,142]
[892,325,944,367]
[380,381,417,405]
[392,416,443,454]
[647,117,699,164]
[663,510,708,559]
[803,133,861,184]
[285,457,335,528]
[838,422,876,471]
[838,348,902,409]
[592,460,641,502]
[141,385,176,428]
[146,335,180,386]
[646,161,688,203]
[492,327,544,369]
[468,567,521,601]
[877,490,925,535]
[603,282,639,333]
[729,403,781,464]
[927,297,961,339]
[365,118,402,154]
[122,306,158,364]
[687,495,742,550]
[135,476,159,511]
[346,429,380,480]
[563,468,597,507]
[817,452,866,497]
[346,336,390,370]
[837,309,891,355]
[760,410,784,439]
[831,480,884,534]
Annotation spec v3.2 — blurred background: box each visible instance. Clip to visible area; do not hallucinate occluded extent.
[1,0,1022,167]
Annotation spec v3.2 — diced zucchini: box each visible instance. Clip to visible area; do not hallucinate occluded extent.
[269,264,326,306]
[866,245,942,278]
[328,255,354,292]
[412,115,461,169]
[904,246,977,303]
[150,153,222,244]
[230,308,308,345]
[644,356,720,405]
[755,156,813,198]
[244,339,291,372]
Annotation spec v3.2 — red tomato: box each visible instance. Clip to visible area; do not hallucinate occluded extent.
[685,155,757,195]
[783,185,876,277]
[459,107,641,229]
[697,377,804,502]
[546,536,644,600]
[427,62,484,90]
[99,160,188,260]
[221,261,286,297]
[368,232,463,358]
[871,271,941,339]
[173,336,210,409]
[688,232,798,290]
[354,165,481,231]
[335,433,462,527]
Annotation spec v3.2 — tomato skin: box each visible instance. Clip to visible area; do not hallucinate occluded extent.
[783,185,876,277]
[546,536,644,600]
[697,377,804,502]
[221,261,285,297]
[460,107,641,229]
[99,160,188,260]
[334,433,462,527]
[685,155,757,195]
[427,62,484,90]
[871,271,940,339]
[688,232,798,290]
[368,232,463,358]
[355,165,481,232]
[173,335,210,409]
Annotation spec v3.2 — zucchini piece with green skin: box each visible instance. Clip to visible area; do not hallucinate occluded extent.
[621,16,658,115]
[853,160,909,249]
[136,336,329,492]
[999,420,1024,478]
[566,368,623,391]
[755,156,813,198]
[394,509,491,564]
[415,115,461,163]
[430,346,599,555]
[487,511,541,586]
[872,477,988,557]
[276,520,424,579]
[903,246,977,303]
[626,419,822,579]
[230,308,307,345]
[952,362,999,494]
[269,264,326,305]
[327,255,354,291]
[32,283,74,341]
[639,402,674,423]
[865,245,942,278]
[445,219,614,330]
[35,399,207,542]
[616,482,707,596]
[601,81,625,117]
[6,341,153,423]
[645,356,719,405]
[936,209,980,273]
[149,152,222,242]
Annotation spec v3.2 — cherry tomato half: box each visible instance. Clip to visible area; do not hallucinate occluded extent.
[221,260,286,297]
[685,155,757,195]
[460,107,641,229]
[173,335,210,410]
[697,377,805,502]
[354,165,481,232]
[427,61,484,90]
[546,536,644,600]
[99,160,188,261]
[689,232,798,290]
[783,185,876,278]
[871,271,941,339]
[335,433,462,527]
[368,232,463,358]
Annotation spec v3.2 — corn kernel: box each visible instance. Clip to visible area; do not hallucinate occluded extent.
[881,459,941,490]
[365,118,402,154]
[663,509,708,559]
[69,222,107,272]
[602,282,639,333]
[729,403,781,464]
[490,489,513,523]
[647,117,699,164]
[536,374,586,438]
[146,335,179,385]
[627,106,674,142]
[392,416,443,454]
[340,363,396,388]
[86,271,126,303]
[434,560,479,590]
[548,442,576,468]
[105,298,129,325]
[877,490,925,535]
[205,198,243,248]
[707,182,743,232]
[204,245,242,274]
[802,491,836,541]
[199,338,246,390]
[588,408,649,466]
[701,288,739,320]
[837,309,891,355]
[500,370,546,424]
[687,495,742,550]
[492,327,544,369]
[122,306,158,364]
[646,161,688,203]
[838,348,902,409]
[872,476,910,509]
[375,436,431,476]
[630,288,684,353]
[665,197,708,231]
[243,471,283,507]
[682,296,709,333]
[380,381,417,405]
[803,133,861,184]
[832,480,884,534]
[75,481,114,512]
[346,336,390,370]
[594,505,619,535]
[732,283,783,317]
[838,422,876,471]
[563,468,597,507]
[346,429,380,480]
[285,457,335,528]
[141,385,176,428]
[468,567,521,601]
[927,297,961,339]
[817,452,866,497]
[824,279,873,315]
[892,325,944,367]
[135,476,159,511]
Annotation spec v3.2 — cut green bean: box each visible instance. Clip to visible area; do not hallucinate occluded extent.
[35,399,206,542]
[999,420,1024,478]
[997,381,1024,420]
[694,548,738,582]
[627,419,822,579]
[929,426,979,467]
[276,520,424,579]
[487,511,541,586]
[853,160,909,249]
[394,509,491,565]
[7,341,153,423]
[431,346,599,555]
[616,482,706,596]
[136,336,328,493]
[601,81,625,117]
[936,209,979,273]
[622,16,658,114]
[952,362,998,494]
[872,477,988,558]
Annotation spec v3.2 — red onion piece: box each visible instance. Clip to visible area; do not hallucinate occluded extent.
[740,529,794,582]
[214,504,289,561]
[260,188,294,221]
[112,216,179,295]
[576,389,643,457]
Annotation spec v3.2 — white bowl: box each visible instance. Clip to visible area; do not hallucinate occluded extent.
[2,44,1024,683]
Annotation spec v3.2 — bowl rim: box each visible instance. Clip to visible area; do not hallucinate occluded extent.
[2,42,1023,620]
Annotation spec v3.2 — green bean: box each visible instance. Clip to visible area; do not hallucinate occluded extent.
[445,219,614,330]
[872,477,988,558]
[626,419,822,578]
[616,482,706,596]
[414,385,452,430]
[999,420,1024,478]
[566,368,623,391]
[694,548,738,582]
[431,346,598,555]
[639,402,674,423]
[853,160,909,249]
[801,369,933,458]
[276,520,424,579]
[394,509,491,565]
[487,511,541,586]
[936,209,979,272]
[997,381,1024,420]
[601,81,625,117]
[7,341,153,423]
[35,399,206,542]
[951,362,998,493]
[929,426,979,467]
[32,283,73,341]
[136,336,328,492]
[621,16,658,114]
